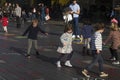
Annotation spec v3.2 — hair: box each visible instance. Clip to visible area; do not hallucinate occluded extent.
[110,23,119,31]
[3,13,8,17]
[64,24,73,32]
[94,23,105,31]
[32,19,38,24]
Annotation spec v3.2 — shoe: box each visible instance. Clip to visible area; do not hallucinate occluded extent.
[109,57,116,61]
[112,61,120,65]
[77,35,80,38]
[100,72,108,77]
[56,61,61,67]
[72,35,75,39]
[36,51,40,56]
[82,69,90,77]
[65,60,72,67]
[26,54,31,58]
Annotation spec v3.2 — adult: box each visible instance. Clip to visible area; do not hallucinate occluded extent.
[15,3,22,28]
[69,0,81,38]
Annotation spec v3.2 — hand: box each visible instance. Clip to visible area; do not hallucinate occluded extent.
[45,33,48,35]
[63,43,66,46]
[96,50,100,54]
[103,42,106,45]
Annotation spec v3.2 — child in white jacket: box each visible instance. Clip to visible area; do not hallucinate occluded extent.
[56,24,73,67]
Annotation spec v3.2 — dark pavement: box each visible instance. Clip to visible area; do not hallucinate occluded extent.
[0,20,119,80]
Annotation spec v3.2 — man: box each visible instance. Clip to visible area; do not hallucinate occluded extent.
[15,3,22,28]
[69,0,81,38]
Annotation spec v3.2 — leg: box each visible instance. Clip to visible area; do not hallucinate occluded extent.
[86,38,91,55]
[33,40,39,55]
[112,49,119,64]
[27,39,33,55]
[109,48,114,59]
[65,52,74,67]
[86,50,99,71]
[56,54,65,67]
[98,54,104,72]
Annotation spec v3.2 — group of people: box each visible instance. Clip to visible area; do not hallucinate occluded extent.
[0,0,120,78]
[0,2,50,34]
[57,0,120,78]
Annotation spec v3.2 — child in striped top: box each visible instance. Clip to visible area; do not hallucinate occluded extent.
[82,23,108,78]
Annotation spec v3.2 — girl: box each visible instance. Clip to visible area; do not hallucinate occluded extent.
[1,13,8,34]
[104,18,120,64]
[56,24,73,67]
[22,19,48,58]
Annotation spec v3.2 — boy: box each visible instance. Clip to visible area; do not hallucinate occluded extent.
[22,19,48,58]
[82,23,108,77]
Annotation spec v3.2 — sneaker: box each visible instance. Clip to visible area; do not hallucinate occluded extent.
[26,54,31,58]
[77,35,80,38]
[109,57,116,61]
[56,61,61,67]
[100,72,108,77]
[72,35,75,39]
[82,69,90,77]
[112,61,120,65]
[65,60,72,67]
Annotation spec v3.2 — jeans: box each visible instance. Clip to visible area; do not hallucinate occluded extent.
[73,18,80,35]
[86,50,104,72]
[16,16,21,28]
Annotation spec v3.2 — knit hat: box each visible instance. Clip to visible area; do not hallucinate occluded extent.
[111,18,118,24]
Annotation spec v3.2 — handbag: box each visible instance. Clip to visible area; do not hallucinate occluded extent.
[45,15,50,21]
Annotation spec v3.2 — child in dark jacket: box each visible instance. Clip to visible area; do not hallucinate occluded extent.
[23,19,48,58]
[81,19,94,55]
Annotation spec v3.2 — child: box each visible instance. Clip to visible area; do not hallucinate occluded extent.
[22,19,48,58]
[1,13,8,33]
[81,19,94,56]
[104,18,120,64]
[56,24,73,67]
[82,23,108,77]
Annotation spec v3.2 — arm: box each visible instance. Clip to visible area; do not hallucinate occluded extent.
[22,25,31,36]
[38,27,48,35]
[95,33,102,54]
[104,31,113,44]
[60,33,67,46]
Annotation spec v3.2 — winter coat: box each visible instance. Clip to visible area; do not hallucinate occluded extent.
[104,30,120,49]
[1,17,8,26]
[60,32,73,54]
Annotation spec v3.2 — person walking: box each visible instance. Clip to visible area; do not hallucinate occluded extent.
[82,23,108,78]
[56,24,73,67]
[104,18,120,64]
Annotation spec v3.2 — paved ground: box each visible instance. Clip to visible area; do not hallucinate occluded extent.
[0,20,119,80]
